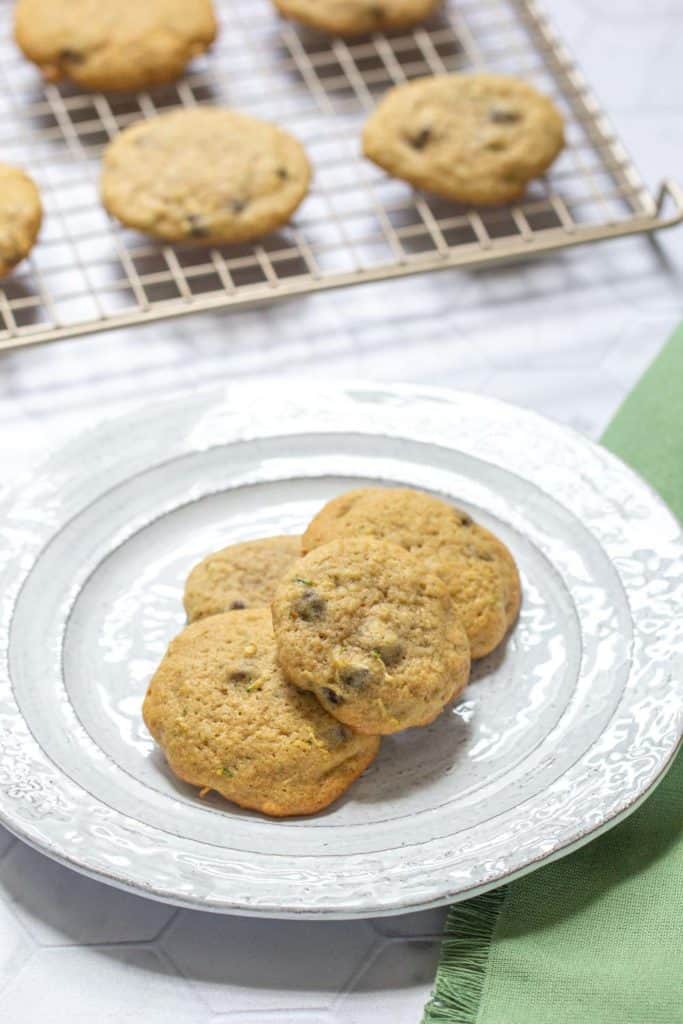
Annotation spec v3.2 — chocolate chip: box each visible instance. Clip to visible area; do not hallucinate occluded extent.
[409,128,432,150]
[229,670,251,684]
[229,600,246,610]
[231,198,248,214]
[373,641,404,668]
[294,589,326,622]
[339,666,370,689]
[489,107,521,124]
[58,48,84,65]
[367,3,385,17]
[187,214,209,238]
[276,166,289,181]
[459,513,473,526]
[329,723,350,746]
[321,687,343,705]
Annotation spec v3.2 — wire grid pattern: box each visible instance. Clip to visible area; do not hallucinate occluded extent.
[0,0,666,348]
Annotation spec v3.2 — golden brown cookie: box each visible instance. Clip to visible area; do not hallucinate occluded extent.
[272,0,440,37]
[101,107,311,244]
[363,73,565,205]
[301,487,519,658]
[184,535,301,623]
[0,165,42,277]
[143,608,380,817]
[468,526,521,626]
[272,537,470,734]
[14,0,217,92]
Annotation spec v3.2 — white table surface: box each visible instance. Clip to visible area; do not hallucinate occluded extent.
[1,2,682,1022]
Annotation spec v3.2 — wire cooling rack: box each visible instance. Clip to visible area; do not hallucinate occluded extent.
[0,0,681,352]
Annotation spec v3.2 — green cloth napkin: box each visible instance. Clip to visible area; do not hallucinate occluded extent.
[423,324,683,1024]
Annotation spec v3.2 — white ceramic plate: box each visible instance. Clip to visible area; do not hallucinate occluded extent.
[0,383,681,919]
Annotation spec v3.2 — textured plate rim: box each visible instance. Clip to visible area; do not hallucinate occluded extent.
[2,736,679,921]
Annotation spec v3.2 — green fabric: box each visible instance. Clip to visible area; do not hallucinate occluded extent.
[424,324,683,1024]
[601,325,683,513]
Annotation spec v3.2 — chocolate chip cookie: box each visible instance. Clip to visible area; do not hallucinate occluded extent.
[302,487,520,658]
[184,535,301,623]
[101,107,311,244]
[14,0,217,92]
[272,0,440,37]
[143,608,380,817]
[363,73,565,205]
[272,537,471,734]
[0,165,42,278]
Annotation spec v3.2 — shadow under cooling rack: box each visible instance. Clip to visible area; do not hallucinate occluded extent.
[0,0,681,351]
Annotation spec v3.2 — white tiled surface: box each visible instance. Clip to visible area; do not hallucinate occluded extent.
[0,2,682,1021]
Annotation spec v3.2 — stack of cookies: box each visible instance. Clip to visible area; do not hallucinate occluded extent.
[143,487,520,817]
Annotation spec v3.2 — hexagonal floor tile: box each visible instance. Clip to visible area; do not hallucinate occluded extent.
[336,940,441,1024]
[0,899,33,997]
[163,912,378,1013]
[0,825,15,860]
[370,907,448,939]
[0,843,174,946]
[0,947,204,1024]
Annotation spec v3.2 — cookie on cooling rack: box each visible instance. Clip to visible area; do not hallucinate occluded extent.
[184,535,301,623]
[272,537,471,734]
[363,73,565,205]
[101,107,311,244]
[0,164,42,278]
[14,0,217,92]
[271,0,441,36]
[302,487,520,659]
[143,608,380,817]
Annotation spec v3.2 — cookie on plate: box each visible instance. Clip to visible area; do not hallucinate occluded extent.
[272,537,471,734]
[272,0,440,37]
[0,165,42,277]
[302,487,519,658]
[143,608,380,817]
[14,0,217,92]
[101,107,311,244]
[363,73,565,205]
[466,525,521,626]
[184,535,301,623]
